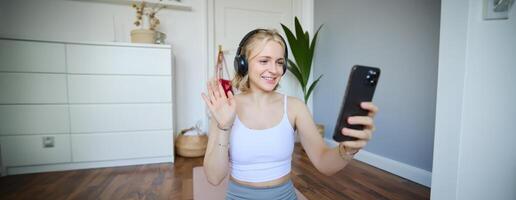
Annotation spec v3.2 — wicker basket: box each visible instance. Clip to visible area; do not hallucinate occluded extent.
[175,127,208,157]
[316,124,325,137]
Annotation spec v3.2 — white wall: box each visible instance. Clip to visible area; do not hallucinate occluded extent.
[0,0,207,135]
[431,0,516,199]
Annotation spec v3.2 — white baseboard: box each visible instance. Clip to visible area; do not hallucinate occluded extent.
[5,156,173,176]
[325,139,432,187]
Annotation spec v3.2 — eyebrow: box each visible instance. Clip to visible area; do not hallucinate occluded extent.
[257,56,285,60]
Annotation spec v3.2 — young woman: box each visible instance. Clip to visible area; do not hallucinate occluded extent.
[201,29,378,200]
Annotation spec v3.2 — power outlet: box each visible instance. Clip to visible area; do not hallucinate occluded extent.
[42,136,55,148]
[484,0,514,20]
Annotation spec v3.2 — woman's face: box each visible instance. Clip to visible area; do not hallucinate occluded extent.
[247,41,285,92]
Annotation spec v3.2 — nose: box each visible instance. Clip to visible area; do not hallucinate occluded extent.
[269,62,282,74]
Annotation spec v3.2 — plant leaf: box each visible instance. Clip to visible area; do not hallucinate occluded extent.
[282,21,308,84]
[287,59,305,90]
[305,75,323,103]
[304,31,310,54]
[308,25,323,72]
[303,31,311,76]
[281,23,301,72]
[294,17,305,49]
[293,17,308,79]
[282,18,324,104]
[281,23,296,48]
[297,20,311,84]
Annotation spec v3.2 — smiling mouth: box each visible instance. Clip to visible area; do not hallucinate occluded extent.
[261,75,277,81]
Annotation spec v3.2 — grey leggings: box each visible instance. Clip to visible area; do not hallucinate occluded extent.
[226,179,298,200]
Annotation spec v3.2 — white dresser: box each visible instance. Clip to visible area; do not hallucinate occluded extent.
[0,38,174,175]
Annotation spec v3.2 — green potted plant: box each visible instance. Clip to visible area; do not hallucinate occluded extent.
[281,17,325,137]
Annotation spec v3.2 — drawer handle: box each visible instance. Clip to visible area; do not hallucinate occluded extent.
[42,136,55,148]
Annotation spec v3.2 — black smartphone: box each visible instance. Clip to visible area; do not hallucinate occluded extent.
[333,65,381,142]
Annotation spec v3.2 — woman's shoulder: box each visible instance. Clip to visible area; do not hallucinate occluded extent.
[233,92,254,106]
[233,92,248,99]
[285,95,306,110]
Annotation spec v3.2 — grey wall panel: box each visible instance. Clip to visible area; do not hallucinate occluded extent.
[314,0,440,172]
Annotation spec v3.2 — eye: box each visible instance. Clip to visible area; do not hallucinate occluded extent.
[277,60,285,65]
[259,60,268,64]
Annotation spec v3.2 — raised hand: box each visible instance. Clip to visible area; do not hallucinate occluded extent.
[201,79,237,129]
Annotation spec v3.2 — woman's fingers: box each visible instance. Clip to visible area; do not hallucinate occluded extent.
[348,116,374,127]
[361,102,379,117]
[201,93,212,107]
[207,82,217,104]
[209,80,223,103]
[209,80,217,99]
[217,80,227,99]
[341,128,372,140]
[212,80,222,99]
[348,116,375,132]
[202,92,218,114]
[201,92,208,104]
[227,90,235,106]
[204,79,233,110]
[342,140,367,149]
[339,102,378,152]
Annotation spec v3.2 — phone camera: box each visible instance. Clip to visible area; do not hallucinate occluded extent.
[366,70,378,86]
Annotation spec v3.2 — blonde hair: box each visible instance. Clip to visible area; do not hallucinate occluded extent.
[232,29,286,93]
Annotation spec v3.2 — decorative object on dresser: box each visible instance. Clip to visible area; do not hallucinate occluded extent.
[131,1,166,44]
[0,38,174,176]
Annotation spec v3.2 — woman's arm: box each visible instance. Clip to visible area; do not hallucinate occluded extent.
[201,80,237,186]
[202,120,231,185]
[293,98,378,176]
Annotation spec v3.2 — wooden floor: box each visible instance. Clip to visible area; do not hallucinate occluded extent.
[0,144,430,200]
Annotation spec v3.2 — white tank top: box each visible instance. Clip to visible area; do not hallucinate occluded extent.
[229,95,295,182]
